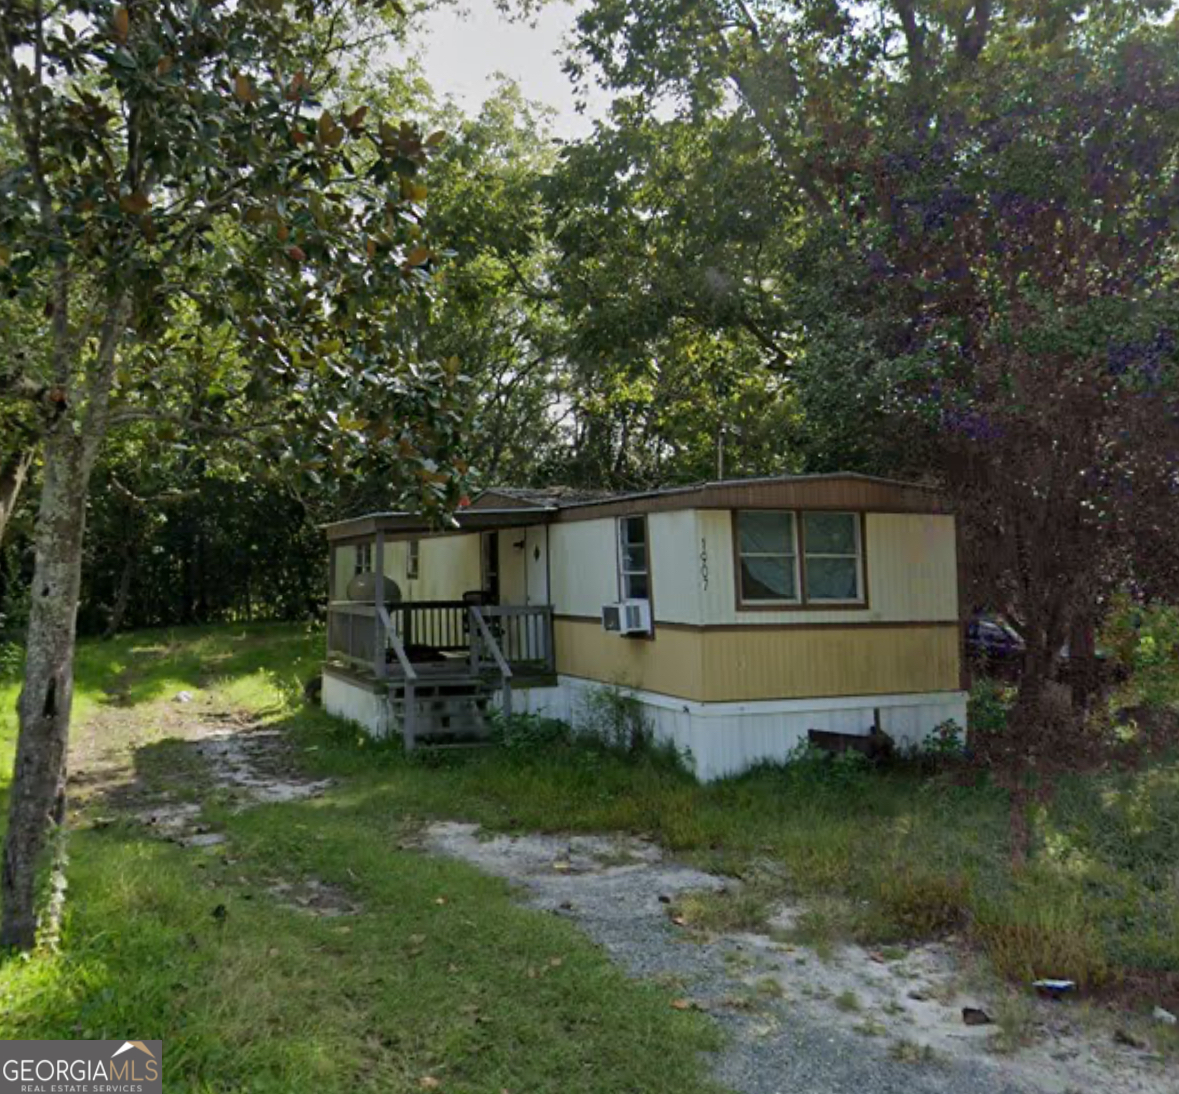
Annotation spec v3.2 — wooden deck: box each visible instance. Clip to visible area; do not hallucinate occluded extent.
[325,600,555,749]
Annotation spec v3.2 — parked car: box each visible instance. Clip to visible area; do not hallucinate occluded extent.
[966,614,1026,673]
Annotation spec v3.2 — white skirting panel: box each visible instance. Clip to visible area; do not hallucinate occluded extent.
[323,669,968,782]
[505,677,968,782]
[323,671,392,738]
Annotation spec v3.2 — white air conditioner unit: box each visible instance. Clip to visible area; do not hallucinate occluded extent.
[601,599,652,636]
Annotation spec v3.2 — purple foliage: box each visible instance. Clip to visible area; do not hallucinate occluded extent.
[1106,331,1175,383]
[941,405,1003,441]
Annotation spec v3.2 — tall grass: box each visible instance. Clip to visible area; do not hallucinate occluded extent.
[293,689,1179,1004]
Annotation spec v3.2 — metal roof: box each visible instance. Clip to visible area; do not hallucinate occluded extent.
[322,472,946,539]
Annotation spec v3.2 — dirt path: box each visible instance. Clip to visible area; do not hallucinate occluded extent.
[425,822,1174,1094]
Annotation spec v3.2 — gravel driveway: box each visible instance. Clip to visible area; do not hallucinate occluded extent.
[425,822,1171,1094]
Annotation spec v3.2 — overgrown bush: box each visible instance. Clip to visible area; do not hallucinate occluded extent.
[923,719,965,758]
[1103,596,1179,708]
[489,710,570,754]
[779,741,873,793]
[570,686,694,774]
[968,676,1012,737]
[0,640,22,683]
[577,686,652,753]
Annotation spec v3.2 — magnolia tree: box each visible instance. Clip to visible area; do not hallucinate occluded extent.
[0,0,467,949]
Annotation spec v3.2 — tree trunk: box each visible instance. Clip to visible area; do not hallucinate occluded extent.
[0,447,35,548]
[0,425,91,948]
[1,300,124,950]
[103,545,138,640]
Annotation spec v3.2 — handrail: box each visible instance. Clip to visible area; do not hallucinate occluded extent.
[469,606,513,680]
[377,604,418,682]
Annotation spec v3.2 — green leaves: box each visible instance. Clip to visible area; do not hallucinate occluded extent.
[0,0,471,526]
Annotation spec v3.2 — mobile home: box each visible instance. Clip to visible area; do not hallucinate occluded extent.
[322,474,966,780]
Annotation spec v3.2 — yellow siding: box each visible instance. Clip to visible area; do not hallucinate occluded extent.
[698,510,958,625]
[554,618,704,698]
[555,619,959,701]
[698,624,960,700]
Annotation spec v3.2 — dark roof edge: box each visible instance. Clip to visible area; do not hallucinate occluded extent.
[549,472,941,513]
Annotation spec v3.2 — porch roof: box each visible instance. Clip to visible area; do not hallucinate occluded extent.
[322,505,556,542]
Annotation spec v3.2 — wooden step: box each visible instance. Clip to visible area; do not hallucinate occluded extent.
[415,740,493,751]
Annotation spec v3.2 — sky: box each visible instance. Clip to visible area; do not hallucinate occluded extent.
[410,1,610,137]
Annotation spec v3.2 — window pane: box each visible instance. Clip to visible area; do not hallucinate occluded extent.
[804,512,856,555]
[738,511,794,555]
[625,572,649,600]
[622,516,646,546]
[622,543,647,572]
[806,557,859,600]
[740,557,796,601]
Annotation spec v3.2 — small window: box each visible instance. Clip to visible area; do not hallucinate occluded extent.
[736,511,798,603]
[617,516,650,600]
[406,539,420,581]
[354,543,373,576]
[802,512,862,602]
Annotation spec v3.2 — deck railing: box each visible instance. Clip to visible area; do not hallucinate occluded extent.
[326,600,555,678]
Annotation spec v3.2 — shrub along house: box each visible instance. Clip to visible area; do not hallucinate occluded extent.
[322,473,966,780]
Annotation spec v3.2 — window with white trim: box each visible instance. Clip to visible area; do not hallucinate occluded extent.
[802,512,862,602]
[354,543,373,576]
[736,511,799,603]
[406,539,420,581]
[617,516,650,600]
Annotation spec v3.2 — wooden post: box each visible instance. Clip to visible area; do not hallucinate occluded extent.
[373,531,386,679]
[403,681,416,751]
[327,543,336,660]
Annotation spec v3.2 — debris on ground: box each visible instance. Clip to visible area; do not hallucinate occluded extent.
[962,1007,993,1026]
[1032,979,1076,1000]
[1152,1006,1177,1026]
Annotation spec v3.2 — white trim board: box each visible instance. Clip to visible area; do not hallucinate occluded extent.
[552,675,966,718]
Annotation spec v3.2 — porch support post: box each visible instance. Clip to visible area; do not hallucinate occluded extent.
[373,530,386,679]
[403,682,416,751]
[327,543,337,659]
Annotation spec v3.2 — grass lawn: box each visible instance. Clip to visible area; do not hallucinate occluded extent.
[1,621,1178,1089]
[0,625,723,1093]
